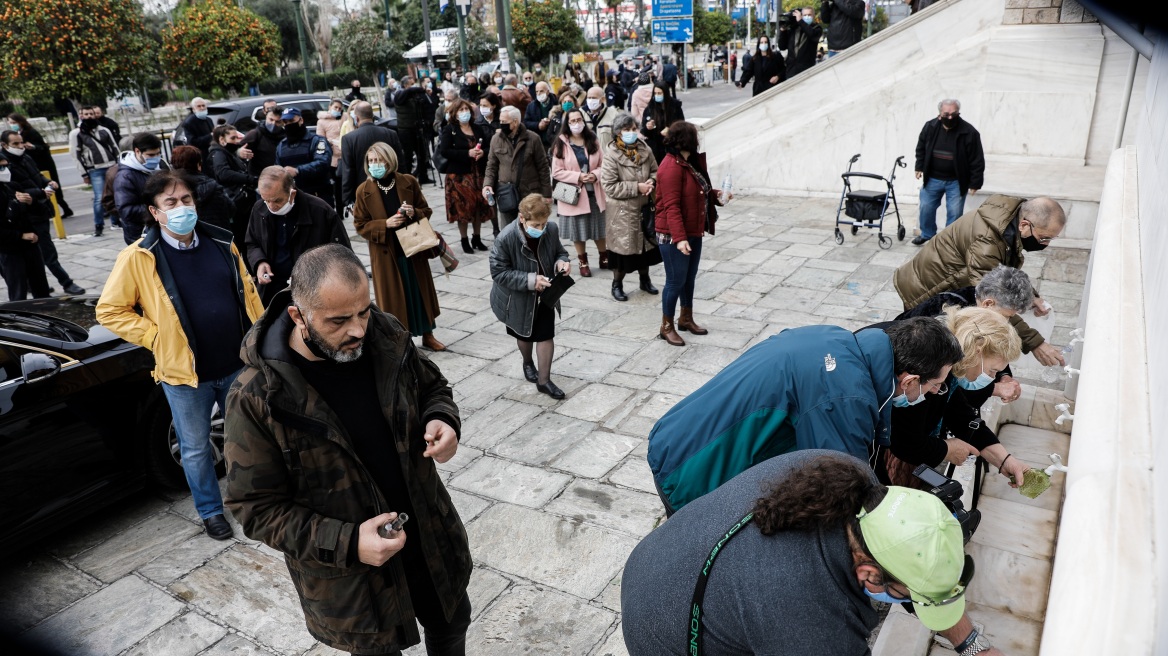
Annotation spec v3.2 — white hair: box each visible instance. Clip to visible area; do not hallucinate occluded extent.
[938,98,960,112]
[500,106,521,122]
[191,96,206,107]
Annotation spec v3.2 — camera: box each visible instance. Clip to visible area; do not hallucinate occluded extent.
[912,464,981,544]
[778,13,797,26]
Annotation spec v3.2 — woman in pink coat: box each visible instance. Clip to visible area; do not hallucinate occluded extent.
[551,108,607,276]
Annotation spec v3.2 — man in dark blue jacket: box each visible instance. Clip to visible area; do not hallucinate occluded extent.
[276,107,333,208]
[648,318,963,514]
[114,132,165,245]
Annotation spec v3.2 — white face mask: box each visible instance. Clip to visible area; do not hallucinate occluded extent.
[537,92,549,103]
[586,98,602,110]
[480,106,492,117]
[569,122,584,135]
[5,146,24,157]
[0,168,10,183]
[267,191,295,216]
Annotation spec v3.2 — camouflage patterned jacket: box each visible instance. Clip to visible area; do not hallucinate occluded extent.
[224,291,471,654]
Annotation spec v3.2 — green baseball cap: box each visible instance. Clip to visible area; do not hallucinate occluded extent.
[858,486,971,631]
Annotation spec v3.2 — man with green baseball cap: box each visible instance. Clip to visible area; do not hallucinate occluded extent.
[621,451,1002,656]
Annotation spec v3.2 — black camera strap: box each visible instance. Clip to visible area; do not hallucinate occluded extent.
[689,512,754,656]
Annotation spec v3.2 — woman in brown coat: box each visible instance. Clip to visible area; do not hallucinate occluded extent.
[601,113,661,301]
[352,142,446,351]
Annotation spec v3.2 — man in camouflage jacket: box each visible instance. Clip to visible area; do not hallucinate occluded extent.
[225,245,472,655]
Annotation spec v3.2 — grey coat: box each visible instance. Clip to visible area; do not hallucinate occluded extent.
[601,139,658,257]
[489,220,570,338]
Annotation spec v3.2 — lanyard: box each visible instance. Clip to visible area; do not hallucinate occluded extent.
[689,512,754,656]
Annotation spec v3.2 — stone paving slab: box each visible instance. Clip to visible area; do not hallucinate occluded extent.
[0,193,1087,655]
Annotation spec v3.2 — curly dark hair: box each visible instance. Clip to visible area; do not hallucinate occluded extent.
[752,454,886,536]
[662,120,699,153]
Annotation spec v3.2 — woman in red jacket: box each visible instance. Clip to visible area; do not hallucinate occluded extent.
[653,121,725,346]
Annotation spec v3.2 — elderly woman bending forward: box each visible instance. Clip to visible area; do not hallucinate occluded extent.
[600,113,661,302]
[489,195,572,400]
[352,142,446,352]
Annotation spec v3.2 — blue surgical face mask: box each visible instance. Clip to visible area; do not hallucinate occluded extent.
[954,359,994,391]
[561,101,574,112]
[524,224,544,239]
[143,155,161,171]
[162,205,198,235]
[369,163,387,179]
[621,131,638,145]
[803,15,813,24]
[330,109,343,118]
[864,588,910,605]
[457,111,472,124]
[195,110,208,119]
[759,42,769,51]
[653,95,665,103]
[891,379,928,408]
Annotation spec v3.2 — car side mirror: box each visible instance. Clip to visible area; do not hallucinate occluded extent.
[21,353,60,384]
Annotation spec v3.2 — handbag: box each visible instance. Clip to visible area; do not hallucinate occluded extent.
[396,216,441,257]
[496,142,526,214]
[640,194,659,246]
[552,180,580,205]
[538,271,575,307]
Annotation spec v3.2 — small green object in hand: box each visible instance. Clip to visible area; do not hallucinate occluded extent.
[1013,469,1052,499]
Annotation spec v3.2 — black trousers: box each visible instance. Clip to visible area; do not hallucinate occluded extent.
[0,242,51,301]
[398,128,430,181]
[30,221,72,286]
[350,593,472,656]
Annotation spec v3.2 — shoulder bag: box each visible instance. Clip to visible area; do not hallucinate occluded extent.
[495,140,526,214]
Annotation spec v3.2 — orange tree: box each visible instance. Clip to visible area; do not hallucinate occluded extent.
[511,0,582,67]
[160,0,280,93]
[0,0,155,101]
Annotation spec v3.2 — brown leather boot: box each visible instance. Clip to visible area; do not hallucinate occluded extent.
[659,316,685,346]
[677,307,708,335]
[421,332,447,351]
[578,253,592,277]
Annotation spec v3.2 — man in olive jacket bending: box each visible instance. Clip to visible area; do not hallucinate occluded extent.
[225,245,472,656]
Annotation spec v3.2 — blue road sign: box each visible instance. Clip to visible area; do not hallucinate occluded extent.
[651,0,694,19]
[651,18,695,44]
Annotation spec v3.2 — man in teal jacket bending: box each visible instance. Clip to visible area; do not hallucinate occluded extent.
[648,318,963,514]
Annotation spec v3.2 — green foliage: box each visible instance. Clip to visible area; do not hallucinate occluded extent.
[333,17,395,75]
[244,0,315,66]
[0,0,156,100]
[512,0,582,65]
[160,0,281,93]
[694,10,734,46]
[445,19,499,68]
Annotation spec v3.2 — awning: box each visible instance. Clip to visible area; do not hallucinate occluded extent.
[403,28,457,59]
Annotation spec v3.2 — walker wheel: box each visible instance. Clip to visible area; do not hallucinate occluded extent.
[879,235,893,249]
[834,228,844,245]
[897,225,906,241]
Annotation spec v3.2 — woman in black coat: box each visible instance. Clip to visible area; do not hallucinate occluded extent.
[7,113,72,216]
[170,145,235,233]
[640,80,685,164]
[0,156,51,301]
[736,35,786,97]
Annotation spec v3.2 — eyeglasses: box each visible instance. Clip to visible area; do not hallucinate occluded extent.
[940,112,960,119]
[1021,219,1056,243]
[911,555,975,607]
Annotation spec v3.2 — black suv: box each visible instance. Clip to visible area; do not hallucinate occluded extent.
[171,93,333,145]
[0,296,224,556]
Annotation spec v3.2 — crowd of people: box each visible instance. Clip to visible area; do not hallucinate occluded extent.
[0,28,1064,652]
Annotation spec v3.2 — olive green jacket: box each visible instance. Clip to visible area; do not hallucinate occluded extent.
[893,194,1043,353]
[224,290,470,654]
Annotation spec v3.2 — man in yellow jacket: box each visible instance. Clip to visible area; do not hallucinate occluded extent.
[97,169,263,540]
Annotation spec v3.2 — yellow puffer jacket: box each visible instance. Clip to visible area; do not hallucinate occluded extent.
[96,223,264,387]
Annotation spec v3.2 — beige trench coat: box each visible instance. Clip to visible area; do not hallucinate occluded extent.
[600,139,658,257]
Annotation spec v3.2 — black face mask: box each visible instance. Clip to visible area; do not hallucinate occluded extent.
[501,123,514,136]
[1021,234,1048,251]
[284,122,306,141]
[940,116,958,129]
[81,118,99,131]
[225,142,241,152]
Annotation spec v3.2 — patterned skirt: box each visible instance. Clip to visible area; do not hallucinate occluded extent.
[445,170,494,224]
[558,190,606,241]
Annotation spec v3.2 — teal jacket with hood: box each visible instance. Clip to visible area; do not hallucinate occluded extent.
[648,325,896,511]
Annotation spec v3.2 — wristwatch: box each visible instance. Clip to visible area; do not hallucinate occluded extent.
[957,628,993,655]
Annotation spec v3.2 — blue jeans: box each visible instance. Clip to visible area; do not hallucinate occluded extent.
[161,369,240,520]
[87,169,107,227]
[660,236,703,318]
[918,177,965,240]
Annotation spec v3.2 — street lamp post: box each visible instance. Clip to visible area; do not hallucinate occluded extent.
[421,0,436,73]
[291,0,313,92]
[382,0,393,39]
[455,0,471,73]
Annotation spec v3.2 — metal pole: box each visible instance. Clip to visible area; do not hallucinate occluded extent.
[455,7,470,73]
[501,0,516,72]
[382,0,393,38]
[595,4,602,52]
[291,0,313,92]
[421,0,436,73]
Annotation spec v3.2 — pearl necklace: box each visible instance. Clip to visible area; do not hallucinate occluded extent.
[375,176,396,193]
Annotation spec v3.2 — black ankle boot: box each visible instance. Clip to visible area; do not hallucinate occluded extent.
[612,280,628,302]
[472,235,488,251]
[639,271,659,294]
[461,237,474,254]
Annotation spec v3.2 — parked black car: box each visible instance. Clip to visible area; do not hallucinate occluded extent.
[171,93,333,145]
[0,296,221,556]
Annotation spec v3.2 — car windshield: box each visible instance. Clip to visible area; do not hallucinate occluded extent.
[0,311,91,342]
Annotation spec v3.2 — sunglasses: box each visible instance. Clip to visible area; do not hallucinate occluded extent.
[910,555,975,607]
